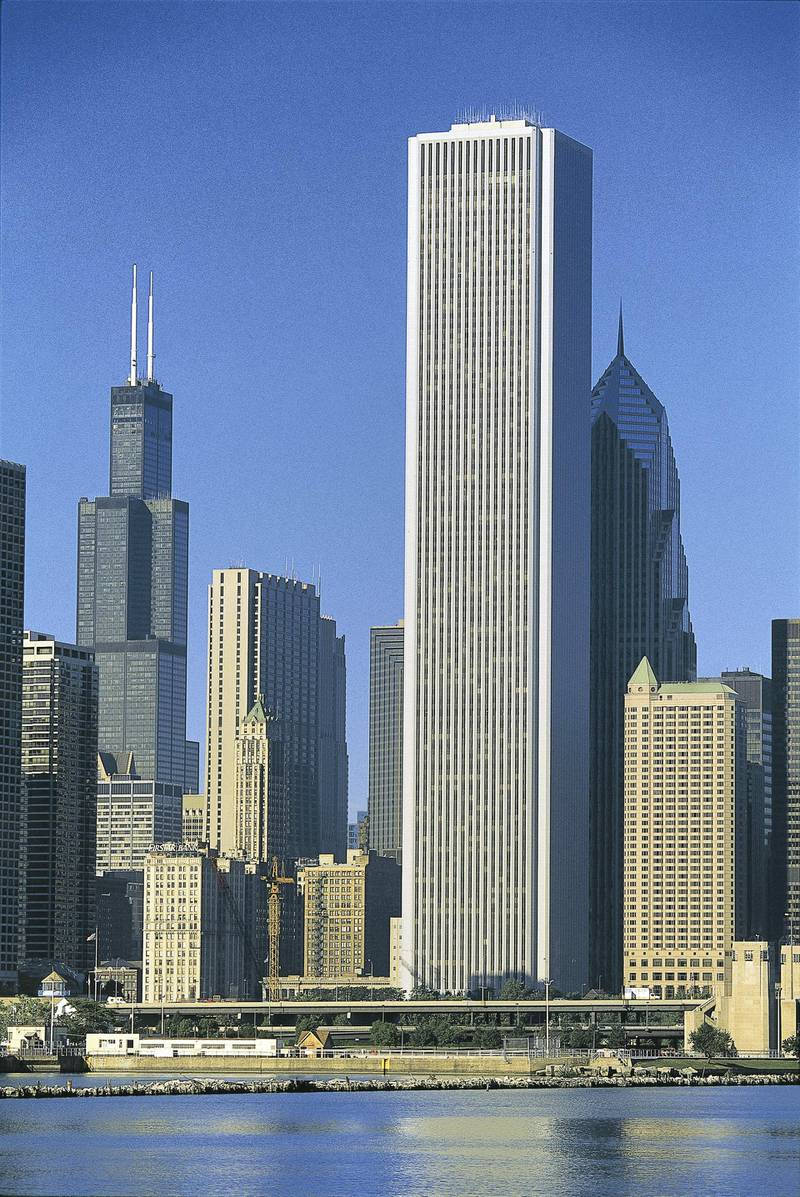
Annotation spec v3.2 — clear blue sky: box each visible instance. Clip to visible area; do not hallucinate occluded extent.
[2,1,798,814]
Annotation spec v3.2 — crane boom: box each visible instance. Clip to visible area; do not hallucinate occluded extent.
[267,856,293,1002]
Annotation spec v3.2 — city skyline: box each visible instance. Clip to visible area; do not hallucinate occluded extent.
[2,2,797,816]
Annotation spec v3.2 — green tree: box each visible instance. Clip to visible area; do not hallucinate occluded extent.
[57,999,118,1037]
[409,986,440,1001]
[564,1027,593,1049]
[0,997,50,1038]
[689,1023,736,1058]
[781,1034,800,1059]
[295,1015,319,1037]
[601,1025,626,1049]
[370,1020,400,1047]
[498,978,528,1000]
[473,1025,502,1048]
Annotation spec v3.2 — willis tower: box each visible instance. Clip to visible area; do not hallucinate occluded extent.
[77,268,194,832]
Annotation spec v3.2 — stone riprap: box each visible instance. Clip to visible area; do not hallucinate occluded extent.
[1,1070,797,1098]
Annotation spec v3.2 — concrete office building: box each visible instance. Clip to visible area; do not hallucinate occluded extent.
[623,659,748,999]
[772,619,800,942]
[298,850,401,980]
[21,632,98,970]
[590,314,696,991]
[77,269,194,842]
[402,115,592,993]
[721,669,771,938]
[0,460,25,988]
[96,752,182,871]
[181,793,206,844]
[234,696,287,863]
[205,569,348,863]
[368,622,403,862]
[142,845,265,1002]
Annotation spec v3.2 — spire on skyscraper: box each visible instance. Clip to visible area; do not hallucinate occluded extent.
[129,264,138,385]
[147,271,155,382]
[617,300,625,359]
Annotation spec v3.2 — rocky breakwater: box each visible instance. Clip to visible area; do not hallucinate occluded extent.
[1,1068,797,1099]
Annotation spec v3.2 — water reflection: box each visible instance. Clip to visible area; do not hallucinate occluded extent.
[0,1088,796,1196]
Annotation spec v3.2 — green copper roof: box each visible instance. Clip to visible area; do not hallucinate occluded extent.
[657,681,738,695]
[629,657,658,687]
[243,695,268,724]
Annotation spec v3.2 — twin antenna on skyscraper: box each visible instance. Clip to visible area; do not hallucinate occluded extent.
[128,264,156,386]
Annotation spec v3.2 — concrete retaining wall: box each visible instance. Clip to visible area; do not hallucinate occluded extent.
[81,1053,562,1075]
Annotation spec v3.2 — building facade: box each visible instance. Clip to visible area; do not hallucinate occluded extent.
[590,314,696,991]
[233,697,287,863]
[181,793,206,845]
[96,869,144,963]
[77,270,193,837]
[298,850,401,980]
[368,622,403,862]
[96,753,182,871]
[205,568,348,863]
[402,116,592,993]
[22,632,98,970]
[142,845,264,1002]
[772,619,800,941]
[721,669,771,938]
[623,659,748,999]
[0,460,25,987]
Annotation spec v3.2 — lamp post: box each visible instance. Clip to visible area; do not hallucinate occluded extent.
[545,978,554,1057]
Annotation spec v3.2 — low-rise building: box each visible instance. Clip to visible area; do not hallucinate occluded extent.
[779,941,800,1043]
[298,850,400,980]
[142,845,265,1002]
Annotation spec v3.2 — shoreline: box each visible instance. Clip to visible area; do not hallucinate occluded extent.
[2,1072,798,1098]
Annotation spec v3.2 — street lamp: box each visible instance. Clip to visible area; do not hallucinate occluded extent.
[544,978,554,1057]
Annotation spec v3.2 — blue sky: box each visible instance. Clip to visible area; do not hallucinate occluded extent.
[2,0,798,813]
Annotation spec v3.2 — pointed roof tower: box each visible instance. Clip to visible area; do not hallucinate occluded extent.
[243,694,269,725]
[617,300,625,358]
[628,657,658,689]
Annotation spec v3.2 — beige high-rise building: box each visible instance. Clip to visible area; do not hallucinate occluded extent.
[142,845,264,1002]
[205,569,347,861]
[623,658,748,999]
[234,696,287,863]
[298,850,400,980]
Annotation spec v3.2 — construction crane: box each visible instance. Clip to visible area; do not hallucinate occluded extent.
[267,856,294,1002]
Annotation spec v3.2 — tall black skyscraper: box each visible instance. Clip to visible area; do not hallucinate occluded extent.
[772,618,800,941]
[0,460,25,989]
[590,311,696,991]
[721,668,771,938]
[77,268,190,799]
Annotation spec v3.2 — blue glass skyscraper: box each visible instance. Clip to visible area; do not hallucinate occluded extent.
[590,310,696,991]
[77,269,191,796]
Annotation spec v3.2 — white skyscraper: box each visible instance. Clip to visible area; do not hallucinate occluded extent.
[402,115,592,994]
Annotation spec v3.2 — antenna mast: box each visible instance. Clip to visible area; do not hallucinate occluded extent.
[146,271,155,381]
[129,264,138,385]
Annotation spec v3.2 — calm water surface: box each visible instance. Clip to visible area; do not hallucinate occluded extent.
[0,1080,797,1196]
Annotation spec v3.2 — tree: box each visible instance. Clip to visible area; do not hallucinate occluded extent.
[0,997,50,1039]
[409,986,440,1001]
[295,1015,319,1037]
[57,999,118,1037]
[781,1034,800,1059]
[689,1023,736,1058]
[370,1020,399,1047]
[498,979,527,1000]
[473,1025,502,1048]
[602,1025,626,1049]
[564,1027,593,1049]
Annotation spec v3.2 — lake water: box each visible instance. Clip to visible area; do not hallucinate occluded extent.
[0,1081,797,1195]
